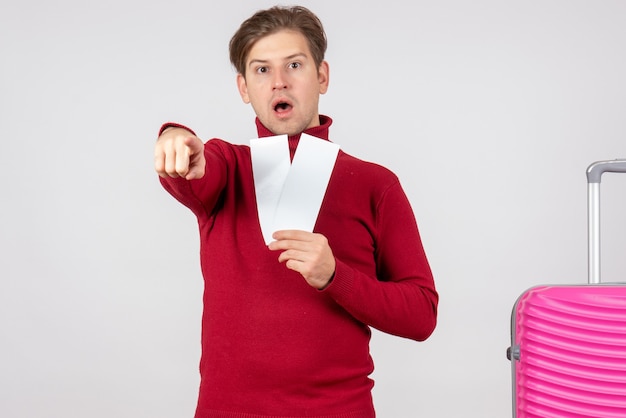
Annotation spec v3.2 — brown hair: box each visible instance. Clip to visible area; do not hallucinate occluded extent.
[229,5,327,76]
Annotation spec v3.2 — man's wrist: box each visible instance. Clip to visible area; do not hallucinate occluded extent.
[319,272,335,291]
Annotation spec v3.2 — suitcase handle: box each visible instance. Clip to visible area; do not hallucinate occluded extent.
[586,159,626,283]
[587,159,626,183]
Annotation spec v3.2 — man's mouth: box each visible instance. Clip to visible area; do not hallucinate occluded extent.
[273,99,293,114]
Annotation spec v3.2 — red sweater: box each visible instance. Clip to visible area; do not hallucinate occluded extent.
[159,116,438,418]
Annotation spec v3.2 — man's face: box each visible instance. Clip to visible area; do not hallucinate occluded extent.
[236,30,329,136]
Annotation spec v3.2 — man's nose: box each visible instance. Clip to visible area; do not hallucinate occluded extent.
[272,69,288,89]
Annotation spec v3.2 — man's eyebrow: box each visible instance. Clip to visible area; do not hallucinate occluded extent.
[247,53,309,68]
[284,53,308,61]
[247,59,268,68]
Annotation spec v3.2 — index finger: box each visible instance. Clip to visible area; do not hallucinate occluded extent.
[271,230,313,241]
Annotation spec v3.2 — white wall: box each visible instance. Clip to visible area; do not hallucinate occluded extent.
[1,0,625,417]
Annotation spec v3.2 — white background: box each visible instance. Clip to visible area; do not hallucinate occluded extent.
[1,0,625,417]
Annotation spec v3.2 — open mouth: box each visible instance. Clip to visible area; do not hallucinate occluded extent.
[273,99,293,114]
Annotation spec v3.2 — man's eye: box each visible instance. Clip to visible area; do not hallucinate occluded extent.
[256,67,268,74]
[288,62,301,69]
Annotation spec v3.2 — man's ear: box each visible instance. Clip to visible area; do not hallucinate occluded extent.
[236,73,250,104]
[318,61,330,95]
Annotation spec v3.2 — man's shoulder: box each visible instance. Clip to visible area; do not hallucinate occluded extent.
[337,150,398,181]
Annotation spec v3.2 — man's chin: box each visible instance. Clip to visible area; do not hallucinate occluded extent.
[262,116,320,137]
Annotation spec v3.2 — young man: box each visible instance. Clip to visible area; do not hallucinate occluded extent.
[154,6,438,418]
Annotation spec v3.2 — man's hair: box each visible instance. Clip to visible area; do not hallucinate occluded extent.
[229,5,327,76]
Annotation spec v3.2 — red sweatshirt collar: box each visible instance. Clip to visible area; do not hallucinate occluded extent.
[255,115,332,141]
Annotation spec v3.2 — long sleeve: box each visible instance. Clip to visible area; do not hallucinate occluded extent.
[322,180,438,341]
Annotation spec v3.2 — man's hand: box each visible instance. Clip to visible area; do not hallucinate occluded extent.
[268,230,336,290]
[154,127,206,180]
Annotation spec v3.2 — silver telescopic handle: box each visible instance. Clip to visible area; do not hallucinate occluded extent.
[586,159,626,284]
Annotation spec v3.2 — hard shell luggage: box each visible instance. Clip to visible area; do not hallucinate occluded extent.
[508,159,626,418]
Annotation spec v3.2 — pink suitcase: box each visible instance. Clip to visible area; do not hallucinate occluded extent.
[509,159,626,418]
